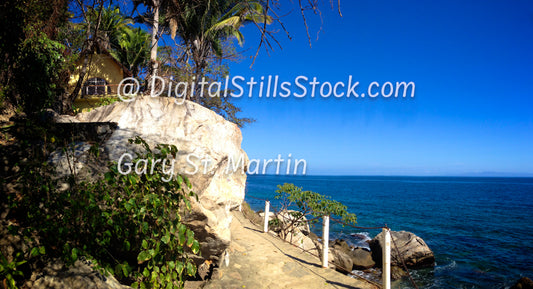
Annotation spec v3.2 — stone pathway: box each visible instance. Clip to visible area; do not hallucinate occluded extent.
[203,211,380,289]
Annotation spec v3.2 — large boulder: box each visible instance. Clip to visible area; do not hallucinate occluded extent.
[351,247,375,270]
[329,239,374,271]
[329,247,353,274]
[53,96,248,262]
[369,231,435,269]
[284,227,318,255]
[275,210,311,235]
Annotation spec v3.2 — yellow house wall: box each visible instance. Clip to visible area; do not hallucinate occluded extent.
[68,54,126,98]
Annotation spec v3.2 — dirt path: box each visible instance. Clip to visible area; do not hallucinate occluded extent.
[203,211,380,289]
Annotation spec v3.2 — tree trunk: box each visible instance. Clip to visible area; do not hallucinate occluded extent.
[149,0,160,86]
[62,0,104,113]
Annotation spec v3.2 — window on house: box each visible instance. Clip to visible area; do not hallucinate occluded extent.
[82,77,109,96]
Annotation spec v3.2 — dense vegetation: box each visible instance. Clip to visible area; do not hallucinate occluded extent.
[3,131,200,288]
[0,1,342,288]
[0,0,340,124]
[1,0,274,125]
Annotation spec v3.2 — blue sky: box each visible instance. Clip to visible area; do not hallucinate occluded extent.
[224,0,533,176]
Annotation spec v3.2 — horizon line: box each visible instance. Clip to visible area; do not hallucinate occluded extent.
[246,173,533,178]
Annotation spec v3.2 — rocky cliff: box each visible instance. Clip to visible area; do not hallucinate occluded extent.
[53,96,248,263]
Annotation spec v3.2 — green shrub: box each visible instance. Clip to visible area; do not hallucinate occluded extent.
[274,183,357,237]
[10,136,199,288]
[0,252,26,289]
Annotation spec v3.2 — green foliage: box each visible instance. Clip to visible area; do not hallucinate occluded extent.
[16,31,67,114]
[205,1,273,51]
[10,136,200,288]
[0,0,69,115]
[111,27,151,78]
[87,6,133,48]
[79,6,149,78]
[273,183,357,237]
[0,252,26,289]
[136,0,267,127]
[94,97,122,108]
[174,0,271,127]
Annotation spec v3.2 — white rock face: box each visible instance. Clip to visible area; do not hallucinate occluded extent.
[55,96,248,261]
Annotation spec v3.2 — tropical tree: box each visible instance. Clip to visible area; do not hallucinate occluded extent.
[129,0,272,127]
[0,0,70,115]
[87,6,133,50]
[111,27,151,78]
[273,183,358,239]
[169,1,272,99]
[132,0,166,83]
[128,0,340,127]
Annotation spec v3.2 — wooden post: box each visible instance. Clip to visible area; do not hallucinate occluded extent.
[263,201,270,233]
[382,228,391,289]
[322,215,330,268]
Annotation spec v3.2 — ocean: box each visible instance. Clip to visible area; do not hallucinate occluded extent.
[243,175,533,289]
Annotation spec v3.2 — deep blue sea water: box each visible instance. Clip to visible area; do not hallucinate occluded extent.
[244,175,533,289]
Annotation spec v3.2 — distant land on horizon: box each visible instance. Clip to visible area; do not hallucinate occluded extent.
[235,1,533,180]
[246,173,533,178]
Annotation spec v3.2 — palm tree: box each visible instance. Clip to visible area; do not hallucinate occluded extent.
[85,6,133,50]
[167,0,272,100]
[111,27,150,78]
[204,1,273,56]
[133,0,166,83]
[66,3,133,110]
[133,0,271,96]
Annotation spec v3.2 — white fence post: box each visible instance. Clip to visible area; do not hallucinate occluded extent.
[382,228,391,289]
[263,201,270,233]
[322,215,330,268]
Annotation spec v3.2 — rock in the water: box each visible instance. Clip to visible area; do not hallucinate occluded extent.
[390,265,407,280]
[511,277,533,289]
[351,247,375,270]
[53,96,248,262]
[369,230,435,269]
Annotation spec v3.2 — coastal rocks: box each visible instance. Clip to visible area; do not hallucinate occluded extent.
[53,96,248,262]
[249,206,434,280]
[351,247,375,270]
[263,209,317,254]
[329,247,353,274]
[369,231,435,269]
[331,239,351,253]
[327,240,375,273]
[390,266,407,280]
[275,210,311,234]
[284,227,317,254]
[511,277,533,289]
